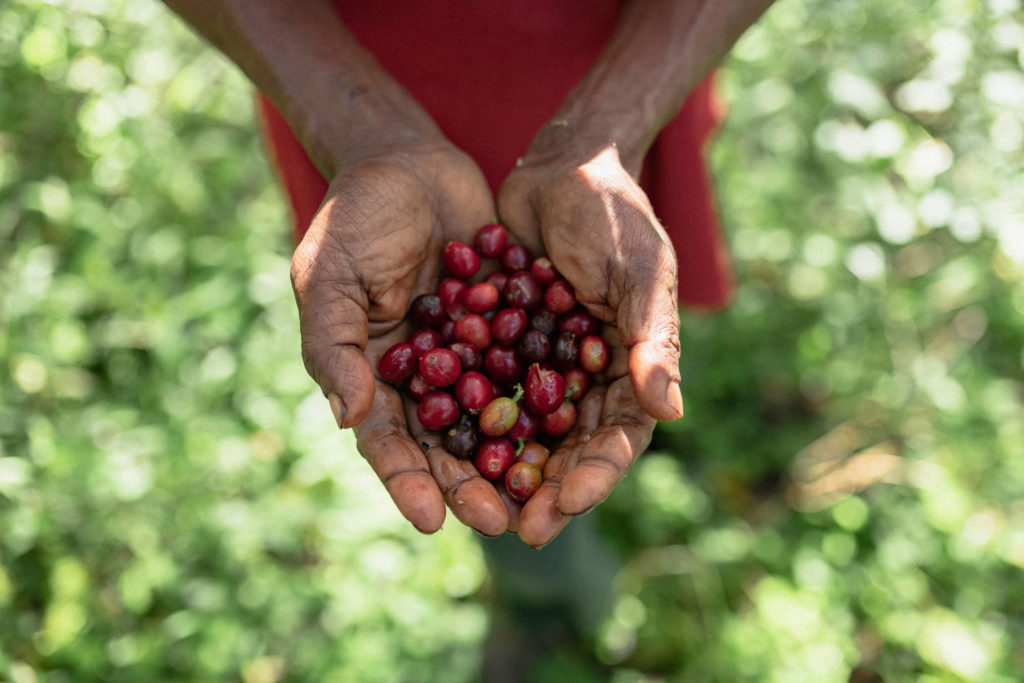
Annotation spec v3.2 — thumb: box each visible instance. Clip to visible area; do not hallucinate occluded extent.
[616,252,684,423]
[291,250,377,430]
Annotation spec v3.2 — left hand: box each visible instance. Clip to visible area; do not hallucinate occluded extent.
[496,141,684,547]
[292,139,510,537]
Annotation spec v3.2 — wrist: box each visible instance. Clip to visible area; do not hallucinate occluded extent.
[520,109,656,181]
[294,79,445,177]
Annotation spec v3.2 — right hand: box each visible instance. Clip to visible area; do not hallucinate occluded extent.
[290,140,511,537]
[496,144,684,547]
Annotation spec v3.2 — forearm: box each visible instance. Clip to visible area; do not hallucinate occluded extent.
[162,0,442,176]
[530,0,776,175]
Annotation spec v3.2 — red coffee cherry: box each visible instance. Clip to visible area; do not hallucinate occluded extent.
[530,257,560,286]
[438,278,467,320]
[543,280,576,314]
[388,233,611,503]
[417,391,460,431]
[378,343,417,383]
[563,366,591,402]
[491,307,528,346]
[483,345,523,384]
[523,364,565,416]
[455,371,495,413]
[539,401,577,437]
[409,328,444,359]
[503,271,543,310]
[559,309,601,337]
[505,461,543,503]
[454,313,492,350]
[419,348,462,387]
[464,282,500,313]
[409,293,446,328]
[474,438,516,480]
[443,241,481,279]
[474,223,508,259]
[516,442,549,469]
[499,244,532,273]
[579,335,610,374]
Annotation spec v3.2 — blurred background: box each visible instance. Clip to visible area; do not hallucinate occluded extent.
[2,0,1022,681]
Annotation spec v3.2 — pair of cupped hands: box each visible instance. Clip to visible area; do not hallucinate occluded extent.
[290,130,684,548]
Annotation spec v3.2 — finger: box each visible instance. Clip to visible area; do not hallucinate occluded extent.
[353,382,447,533]
[407,409,510,538]
[291,236,376,429]
[515,388,604,547]
[494,172,546,256]
[495,485,522,534]
[514,478,569,548]
[557,376,655,516]
[616,248,685,422]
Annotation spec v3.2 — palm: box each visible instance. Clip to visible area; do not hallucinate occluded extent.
[292,143,510,536]
[497,147,684,546]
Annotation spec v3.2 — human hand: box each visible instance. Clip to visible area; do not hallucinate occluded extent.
[496,143,683,547]
[291,141,511,537]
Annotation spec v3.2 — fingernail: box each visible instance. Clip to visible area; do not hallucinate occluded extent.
[665,381,684,420]
[328,393,346,429]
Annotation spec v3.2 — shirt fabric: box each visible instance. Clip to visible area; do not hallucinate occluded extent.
[258,0,734,310]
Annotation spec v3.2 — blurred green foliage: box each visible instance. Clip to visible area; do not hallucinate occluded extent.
[1,0,1022,681]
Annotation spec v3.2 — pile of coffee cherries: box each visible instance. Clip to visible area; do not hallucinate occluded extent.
[377,223,609,504]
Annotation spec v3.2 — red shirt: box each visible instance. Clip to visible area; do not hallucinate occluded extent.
[258,1,733,309]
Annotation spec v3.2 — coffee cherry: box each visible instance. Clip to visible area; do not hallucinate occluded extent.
[448,341,482,372]
[508,407,539,440]
[404,372,434,401]
[417,391,460,431]
[409,293,446,328]
[444,241,481,279]
[551,332,579,371]
[543,280,576,314]
[499,244,532,273]
[378,343,417,383]
[387,234,607,504]
[559,309,601,338]
[409,328,444,359]
[530,257,560,286]
[485,271,510,295]
[539,400,577,437]
[474,223,508,258]
[474,438,515,480]
[503,271,543,310]
[438,278,467,320]
[442,414,479,459]
[464,282,500,313]
[479,395,520,437]
[505,461,543,503]
[439,319,456,344]
[419,348,462,387]
[483,345,523,384]
[524,364,565,416]
[579,335,610,374]
[530,309,558,336]
[516,329,550,364]
[516,442,549,469]
[563,366,590,402]
[454,313,492,350]
[455,371,495,413]
[491,307,528,346]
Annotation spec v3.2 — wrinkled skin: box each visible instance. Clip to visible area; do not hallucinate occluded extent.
[292,138,683,546]
[291,140,507,536]
[496,144,683,546]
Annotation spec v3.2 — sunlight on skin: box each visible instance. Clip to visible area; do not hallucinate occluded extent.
[565,145,685,421]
